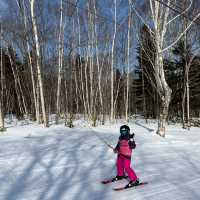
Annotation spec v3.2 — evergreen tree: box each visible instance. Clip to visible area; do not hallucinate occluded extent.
[134,25,157,118]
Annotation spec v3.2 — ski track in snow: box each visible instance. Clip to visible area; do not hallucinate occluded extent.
[0,120,200,200]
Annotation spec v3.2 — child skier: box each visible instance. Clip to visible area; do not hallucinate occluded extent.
[113,125,139,188]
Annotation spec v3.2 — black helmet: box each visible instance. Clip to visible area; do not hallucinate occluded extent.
[120,125,130,136]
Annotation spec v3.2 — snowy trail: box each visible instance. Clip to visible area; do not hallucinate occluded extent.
[0,121,200,200]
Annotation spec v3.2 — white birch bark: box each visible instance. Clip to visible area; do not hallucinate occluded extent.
[186,63,190,128]
[56,0,65,124]
[7,48,24,115]
[85,6,91,119]
[16,63,28,117]
[0,23,4,130]
[140,45,147,121]
[146,0,199,136]
[110,0,117,121]
[183,55,194,129]
[30,0,48,127]
[76,7,87,116]
[71,19,80,114]
[0,104,3,131]
[22,0,39,121]
[133,1,199,134]
[89,7,95,124]
[93,1,103,123]
[85,48,90,117]
[125,0,131,122]
[16,0,38,120]
[149,0,172,136]
[85,2,95,123]
[181,11,193,129]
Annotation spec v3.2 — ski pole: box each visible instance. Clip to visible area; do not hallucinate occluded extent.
[81,120,114,150]
[105,142,114,150]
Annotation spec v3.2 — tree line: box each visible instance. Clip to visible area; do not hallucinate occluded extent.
[0,0,200,136]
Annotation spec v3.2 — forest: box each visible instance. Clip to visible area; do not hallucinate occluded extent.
[1,0,200,137]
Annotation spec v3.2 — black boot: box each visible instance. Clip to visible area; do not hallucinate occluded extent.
[112,175,126,182]
[125,179,140,188]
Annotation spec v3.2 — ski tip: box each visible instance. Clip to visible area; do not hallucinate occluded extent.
[139,181,148,185]
[101,180,112,184]
[113,187,124,191]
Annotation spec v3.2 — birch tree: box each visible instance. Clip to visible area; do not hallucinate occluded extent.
[55,0,65,124]
[180,2,199,129]
[87,1,95,124]
[76,7,87,116]
[146,0,200,136]
[110,0,117,121]
[30,0,48,127]
[0,22,5,131]
[93,0,104,123]
[125,0,132,121]
[16,0,40,122]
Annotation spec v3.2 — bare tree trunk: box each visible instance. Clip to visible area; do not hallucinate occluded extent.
[143,0,199,136]
[28,51,39,122]
[64,68,68,126]
[21,0,39,121]
[182,63,190,129]
[85,53,90,117]
[181,22,188,129]
[93,1,103,123]
[149,0,171,136]
[155,48,172,136]
[74,57,79,114]
[183,59,192,129]
[15,62,28,117]
[125,0,131,122]
[72,19,80,114]
[113,75,122,118]
[36,79,40,123]
[186,65,190,128]
[7,48,25,116]
[0,23,5,131]
[76,7,87,116]
[110,0,117,121]
[141,59,147,122]
[0,104,4,131]
[182,79,186,128]
[183,19,191,129]
[86,5,91,119]
[85,2,96,123]
[56,0,65,124]
[89,5,96,125]
[30,0,48,127]
[15,0,30,119]
[181,18,191,129]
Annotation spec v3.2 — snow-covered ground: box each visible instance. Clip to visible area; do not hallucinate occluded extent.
[0,118,200,200]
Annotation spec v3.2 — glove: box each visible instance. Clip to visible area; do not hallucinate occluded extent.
[113,148,118,153]
[130,133,135,138]
[129,139,136,149]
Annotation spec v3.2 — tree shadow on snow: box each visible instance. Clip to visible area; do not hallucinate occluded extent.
[1,129,117,200]
[135,121,154,133]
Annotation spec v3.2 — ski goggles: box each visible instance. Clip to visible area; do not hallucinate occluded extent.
[120,128,129,136]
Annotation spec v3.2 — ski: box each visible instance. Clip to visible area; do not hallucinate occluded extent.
[113,181,148,191]
[101,176,128,184]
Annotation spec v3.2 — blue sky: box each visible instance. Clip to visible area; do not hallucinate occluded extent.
[0,0,7,18]
[0,0,141,70]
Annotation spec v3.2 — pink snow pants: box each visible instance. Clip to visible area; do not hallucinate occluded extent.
[117,154,138,181]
